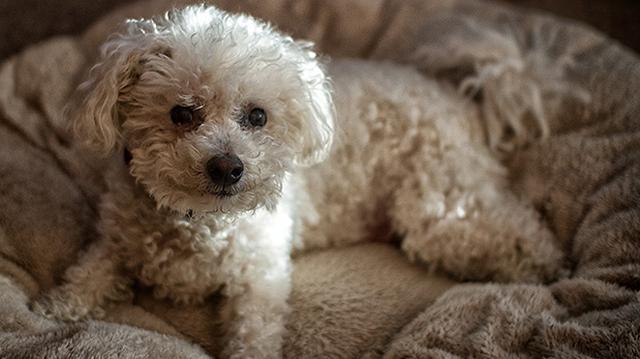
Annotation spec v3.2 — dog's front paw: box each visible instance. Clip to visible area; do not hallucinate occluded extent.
[31,287,103,322]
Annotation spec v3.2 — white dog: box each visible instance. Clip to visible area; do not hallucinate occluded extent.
[33,5,564,358]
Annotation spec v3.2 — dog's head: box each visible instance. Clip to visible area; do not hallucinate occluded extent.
[72,5,334,215]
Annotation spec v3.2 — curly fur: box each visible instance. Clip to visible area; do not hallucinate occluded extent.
[33,5,565,358]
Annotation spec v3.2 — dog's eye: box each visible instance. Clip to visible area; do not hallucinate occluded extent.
[248,108,267,127]
[170,106,197,125]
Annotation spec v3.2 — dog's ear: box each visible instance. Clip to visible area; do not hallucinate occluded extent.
[70,20,162,154]
[291,41,335,167]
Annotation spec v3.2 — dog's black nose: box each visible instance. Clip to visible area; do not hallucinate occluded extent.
[206,154,244,185]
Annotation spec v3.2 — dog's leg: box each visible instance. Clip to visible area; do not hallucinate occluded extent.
[391,146,565,283]
[218,216,292,359]
[220,275,290,359]
[32,238,132,321]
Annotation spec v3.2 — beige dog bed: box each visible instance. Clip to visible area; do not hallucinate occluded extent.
[0,0,638,357]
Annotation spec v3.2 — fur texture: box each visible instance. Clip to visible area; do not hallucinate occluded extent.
[32,5,564,358]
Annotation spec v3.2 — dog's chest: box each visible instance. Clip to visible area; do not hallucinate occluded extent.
[121,213,234,303]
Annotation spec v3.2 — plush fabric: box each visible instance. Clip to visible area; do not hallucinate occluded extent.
[0,0,639,357]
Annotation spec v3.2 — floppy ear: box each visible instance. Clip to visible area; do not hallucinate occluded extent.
[292,41,336,167]
[70,23,153,154]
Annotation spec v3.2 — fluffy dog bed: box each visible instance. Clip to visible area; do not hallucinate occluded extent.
[1,0,639,357]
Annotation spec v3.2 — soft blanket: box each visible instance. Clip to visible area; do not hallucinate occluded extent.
[1,0,639,358]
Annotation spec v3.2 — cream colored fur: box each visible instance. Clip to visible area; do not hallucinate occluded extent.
[32,5,564,359]
[299,60,563,283]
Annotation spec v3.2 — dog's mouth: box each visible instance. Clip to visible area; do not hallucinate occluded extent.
[203,183,241,199]
[214,190,234,198]
[207,182,256,199]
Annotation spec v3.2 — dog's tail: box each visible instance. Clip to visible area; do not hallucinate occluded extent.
[410,14,591,154]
